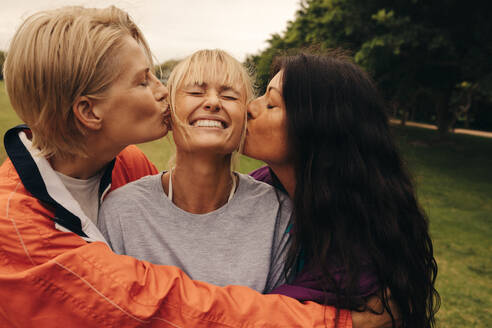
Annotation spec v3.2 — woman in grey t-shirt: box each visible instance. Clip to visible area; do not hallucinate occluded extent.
[98,49,292,293]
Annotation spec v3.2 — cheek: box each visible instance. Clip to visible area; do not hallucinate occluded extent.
[229,104,246,134]
[171,113,187,140]
[127,93,157,121]
[174,98,197,122]
[263,115,290,162]
[262,113,284,138]
[245,113,285,162]
[270,124,288,152]
[235,108,246,130]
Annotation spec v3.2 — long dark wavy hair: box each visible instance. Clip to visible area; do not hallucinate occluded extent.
[275,52,440,327]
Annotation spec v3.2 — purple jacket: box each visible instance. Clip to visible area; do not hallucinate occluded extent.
[250,166,379,304]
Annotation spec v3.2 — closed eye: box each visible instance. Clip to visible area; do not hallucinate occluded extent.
[136,68,150,87]
[140,75,149,87]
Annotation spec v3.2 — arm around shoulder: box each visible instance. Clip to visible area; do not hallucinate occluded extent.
[0,241,352,327]
[112,145,158,190]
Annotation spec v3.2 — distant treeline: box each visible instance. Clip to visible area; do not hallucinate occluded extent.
[0,51,5,80]
[155,59,180,83]
[244,0,492,134]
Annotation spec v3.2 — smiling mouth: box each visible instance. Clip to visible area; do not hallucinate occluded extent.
[190,119,227,129]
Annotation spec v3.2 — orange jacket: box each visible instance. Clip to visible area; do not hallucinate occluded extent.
[0,127,352,327]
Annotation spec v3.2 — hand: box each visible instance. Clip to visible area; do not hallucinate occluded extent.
[351,292,400,328]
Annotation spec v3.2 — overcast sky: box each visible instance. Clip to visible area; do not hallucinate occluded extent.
[0,0,300,63]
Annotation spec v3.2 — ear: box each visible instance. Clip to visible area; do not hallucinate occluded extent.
[72,96,102,131]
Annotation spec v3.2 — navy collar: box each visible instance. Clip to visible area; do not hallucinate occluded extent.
[4,125,115,239]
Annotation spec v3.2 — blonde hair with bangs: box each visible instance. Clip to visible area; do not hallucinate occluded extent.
[3,6,153,158]
[166,49,254,168]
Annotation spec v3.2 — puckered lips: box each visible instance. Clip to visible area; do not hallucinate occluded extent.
[161,103,171,124]
[189,115,229,129]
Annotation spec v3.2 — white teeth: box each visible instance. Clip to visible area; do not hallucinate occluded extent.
[193,120,224,128]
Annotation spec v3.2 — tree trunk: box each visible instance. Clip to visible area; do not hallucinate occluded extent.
[463,91,472,129]
[435,91,453,138]
[401,108,408,126]
[410,105,416,121]
[392,102,398,118]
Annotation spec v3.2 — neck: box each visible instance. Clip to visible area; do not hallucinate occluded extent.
[49,136,123,179]
[49,154,109,179]
[162,152,234,214]
[268,163,296,199]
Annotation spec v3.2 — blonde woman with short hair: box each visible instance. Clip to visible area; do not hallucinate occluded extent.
[3,5,168,243]
[98,49,292,293]
[5,6,167,161]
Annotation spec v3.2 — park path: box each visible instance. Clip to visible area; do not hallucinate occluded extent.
[389,119,492,139]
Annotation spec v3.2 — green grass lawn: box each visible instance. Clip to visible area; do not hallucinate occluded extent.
[1,80,491,326]
[394,127,492,327]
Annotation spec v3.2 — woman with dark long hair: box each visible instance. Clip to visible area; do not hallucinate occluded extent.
[246,52,440,327]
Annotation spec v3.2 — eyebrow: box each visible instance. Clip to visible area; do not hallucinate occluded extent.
[219,86,241,97]
[184,83,241,97]
[132,67,150,83]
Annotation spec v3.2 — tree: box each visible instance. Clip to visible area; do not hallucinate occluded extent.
[155,59,180,83]
[0,51,6,80]
[251,0,492,135]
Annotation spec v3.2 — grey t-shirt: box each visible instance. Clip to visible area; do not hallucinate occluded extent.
[98,172,292,293]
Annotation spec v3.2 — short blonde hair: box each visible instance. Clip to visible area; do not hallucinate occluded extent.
[3,6,153,158]
[167,49,253,166]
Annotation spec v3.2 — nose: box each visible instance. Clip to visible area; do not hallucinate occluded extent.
[247,97,262,120]
[151,73,168,102]
[204,91,220,112]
